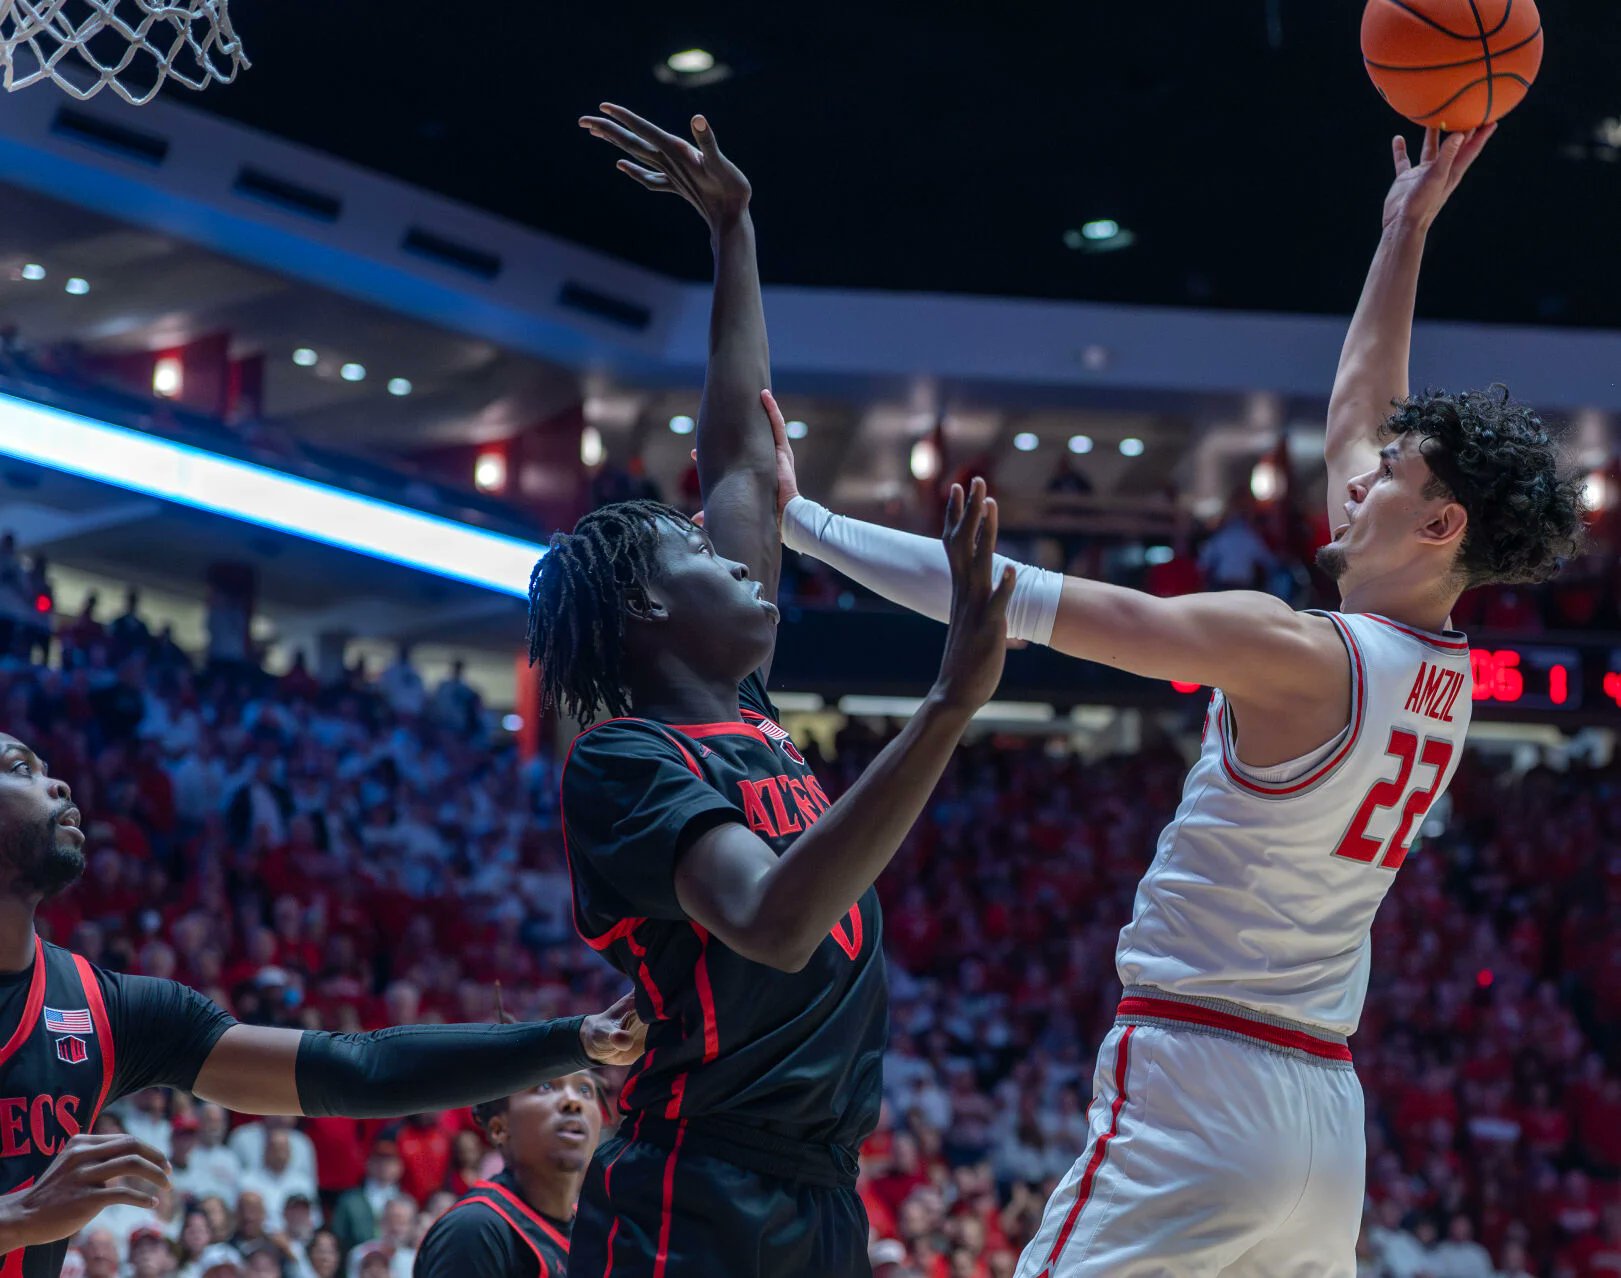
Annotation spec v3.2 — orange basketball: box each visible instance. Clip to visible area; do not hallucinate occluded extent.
[1362,0,1544,131]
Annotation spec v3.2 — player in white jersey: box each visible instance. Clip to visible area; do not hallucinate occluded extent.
[762,127,1586,1275]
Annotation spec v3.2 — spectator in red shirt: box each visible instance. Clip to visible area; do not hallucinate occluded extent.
[394,1112,452,1207]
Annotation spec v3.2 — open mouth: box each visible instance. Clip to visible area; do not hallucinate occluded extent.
[56,808,84,840]
[751,580,780,622]
[555,1121,591,1143]
[1332,523,1349,540]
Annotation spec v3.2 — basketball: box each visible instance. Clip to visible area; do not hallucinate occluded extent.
[1362,0,1544,131]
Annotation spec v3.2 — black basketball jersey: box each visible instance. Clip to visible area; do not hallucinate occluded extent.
[0,939,115,1278]
[561,672,887,1151]
[413,1171,570,1278]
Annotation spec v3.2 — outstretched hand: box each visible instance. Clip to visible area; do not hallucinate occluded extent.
[760,390,801,525]
[580,103,751,230]
[932,480,1015,714]
[579,991,646,1067]
[1383,123,1496,232]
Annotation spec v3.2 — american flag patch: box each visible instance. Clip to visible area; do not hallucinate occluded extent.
[44,1007,93,1035]
[750,716,790,742]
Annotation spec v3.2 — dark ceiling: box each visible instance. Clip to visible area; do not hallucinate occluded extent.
[190,0,1619,327]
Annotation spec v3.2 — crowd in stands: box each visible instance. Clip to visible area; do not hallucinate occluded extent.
[0,554,1618,1277]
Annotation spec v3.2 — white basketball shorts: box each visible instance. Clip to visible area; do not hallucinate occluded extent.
[1015,989,1365,1278]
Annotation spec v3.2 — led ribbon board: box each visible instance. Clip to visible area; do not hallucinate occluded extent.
[0,391,542,597]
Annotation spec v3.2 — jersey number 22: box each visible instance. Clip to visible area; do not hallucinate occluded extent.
[1333,728,1454,871]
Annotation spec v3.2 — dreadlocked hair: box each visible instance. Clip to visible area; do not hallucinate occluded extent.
[1385,386,1589,589]
[526,500,695,723]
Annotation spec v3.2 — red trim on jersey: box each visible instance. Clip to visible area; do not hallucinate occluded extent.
[559,718,702,952]
[1361,612,1469,651]
[663,1072,686,1120]
[0,937,46,1070]
[73,953,115,1127]
[456,1195,552,1272]
[600,1110,643,1277]
[622,927,668,1022]
[1035,1027,1135,1278]
[669,721,772,746]
[1217,613,1366,798]
[689,924,720,1063]
[471,1180,571,1254]
[1116,996,1353,1062]
[651,1120,687,1278]
[619,1048,652,1110]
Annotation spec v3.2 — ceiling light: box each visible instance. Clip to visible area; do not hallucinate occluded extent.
[292,348,318,367]
[1145,545,1174,565]
[1014,432,1039,452]
[0,391,544,596]
[666,48,715,73]
[1584,470,1613,511]
[785,420,808,440]
[473,452,506,493]
[340,363,366,382]
[1063,223,1136,255]
[152,356,182,399]
[1068,435,1093,455]
[501,714,524,733]
[669,414,696,435]
[387,378,413,397]
[910,438,941,482]
[1119,437,1145,457]
[581,425,605,468]
[20,264,44,282]
[64,278,89,296]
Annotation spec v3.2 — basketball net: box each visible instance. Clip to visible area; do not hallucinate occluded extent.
[0,0,247,105]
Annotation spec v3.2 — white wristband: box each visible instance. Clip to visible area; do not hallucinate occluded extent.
[781,495,1061,646]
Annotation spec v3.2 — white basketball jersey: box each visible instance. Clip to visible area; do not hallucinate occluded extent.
[1115,611,1473,1037]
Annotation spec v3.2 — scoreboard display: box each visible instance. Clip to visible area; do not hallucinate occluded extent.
[1468,645,1581,712]
[1171,639,1621,721]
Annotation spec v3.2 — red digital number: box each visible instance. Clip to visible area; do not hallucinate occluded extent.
[1550,664,1568,706]
[1470,649,1524,703]
[1333,729,1454,870]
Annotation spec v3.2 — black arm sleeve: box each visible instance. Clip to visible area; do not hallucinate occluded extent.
[98,971,237,1102]
[414,1204,533,1278]
[295,1018,593,1119]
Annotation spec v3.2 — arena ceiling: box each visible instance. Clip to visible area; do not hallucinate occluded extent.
[195,0,1621,327]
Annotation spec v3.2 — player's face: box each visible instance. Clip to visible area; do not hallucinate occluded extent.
[502,1071,604,1174]
[640,519,778,674]
[1316,435,1464,592]
[0,735,85,899]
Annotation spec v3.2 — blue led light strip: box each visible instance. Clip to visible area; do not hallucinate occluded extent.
[0,392,542,597]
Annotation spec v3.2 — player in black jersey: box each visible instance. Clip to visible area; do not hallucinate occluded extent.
[531,105,1014,1278]
[0,732,646,1278]
[414,1069,605,1278]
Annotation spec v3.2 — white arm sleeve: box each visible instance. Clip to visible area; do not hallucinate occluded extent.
[781,495,1062,646]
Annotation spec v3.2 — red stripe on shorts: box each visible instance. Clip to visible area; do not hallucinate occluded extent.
[1116,995,1353,1062]
[1036,1025,1135,1278]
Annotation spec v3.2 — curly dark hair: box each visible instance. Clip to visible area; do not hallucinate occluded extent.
[526,500,695,723]
[1383,387,1587,589]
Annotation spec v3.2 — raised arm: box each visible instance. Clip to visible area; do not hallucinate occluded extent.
[1325,125,1494,526]
[677,482,1014,971]
[581,106,777,599]
[769,395,1341,707]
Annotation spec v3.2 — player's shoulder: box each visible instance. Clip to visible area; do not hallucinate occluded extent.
[564,716,692,772]
[419,1193,521,1256]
